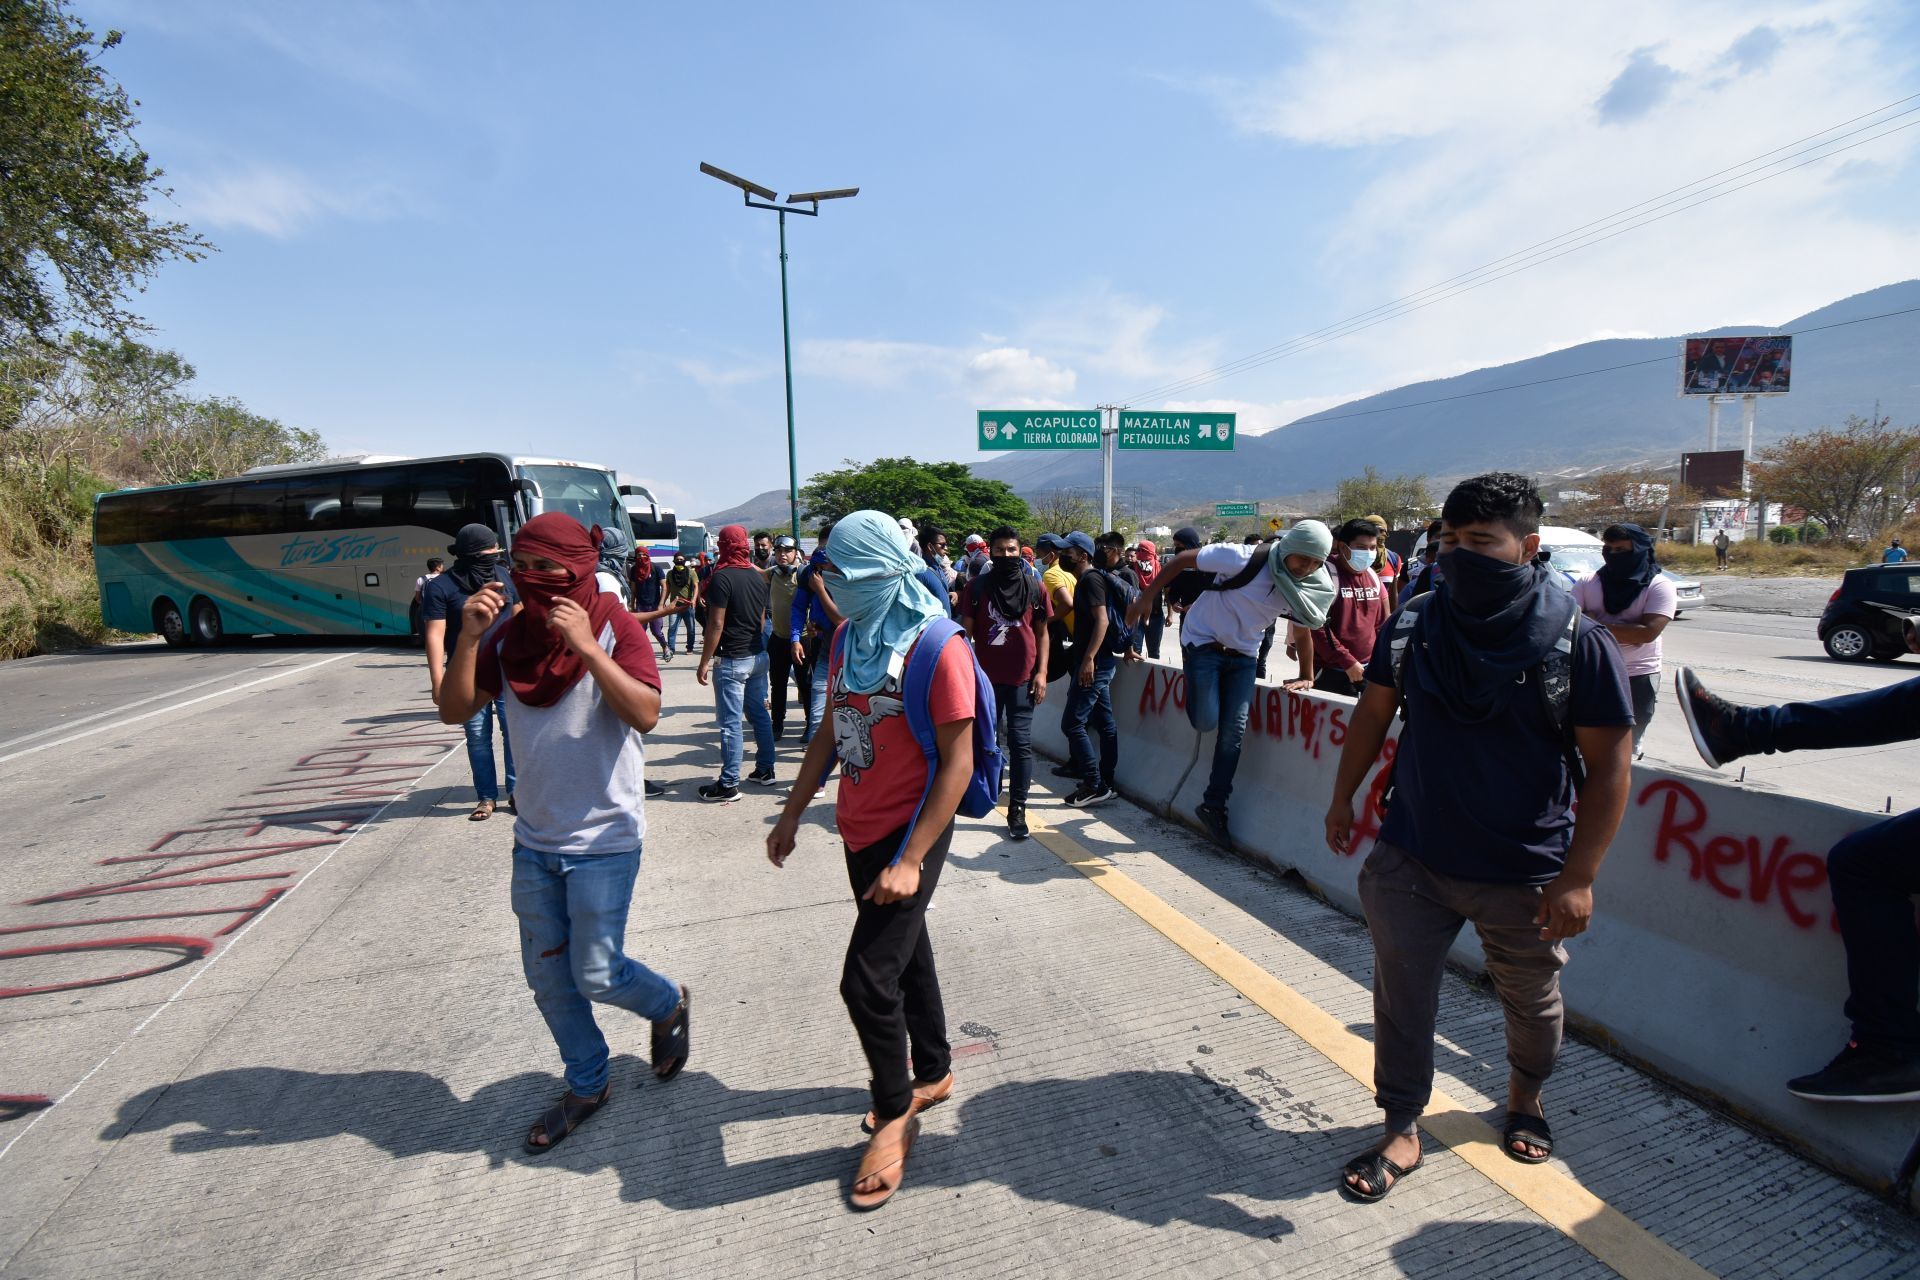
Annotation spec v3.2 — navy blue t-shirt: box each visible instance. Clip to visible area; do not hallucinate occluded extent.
[1364,608,1633,885]
[421,567,518,649]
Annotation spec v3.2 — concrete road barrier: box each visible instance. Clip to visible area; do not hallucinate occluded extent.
[1041,655,1920,1205]
[1029,664,1200,814]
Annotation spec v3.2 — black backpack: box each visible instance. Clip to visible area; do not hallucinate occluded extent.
[1385,594,1583,796]
[1096,567,1140,654]
[1202,539,1278,594]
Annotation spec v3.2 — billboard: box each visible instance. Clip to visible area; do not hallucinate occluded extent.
[1681,448,1746,499]
[1679,334,1792,396]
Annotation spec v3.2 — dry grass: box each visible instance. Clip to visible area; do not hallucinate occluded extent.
[0,468,119,660]
[1658,540,1867,578]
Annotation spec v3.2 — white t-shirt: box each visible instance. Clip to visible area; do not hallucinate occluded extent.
[1570,575,1677,678]
[596,570,627,601]
[1178,544,1297,656]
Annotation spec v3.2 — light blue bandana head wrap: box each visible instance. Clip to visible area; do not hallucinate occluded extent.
[824,509,949,694]
[1267,519,1337,629]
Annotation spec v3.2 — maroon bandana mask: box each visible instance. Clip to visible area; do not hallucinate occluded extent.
[500,513,621,707]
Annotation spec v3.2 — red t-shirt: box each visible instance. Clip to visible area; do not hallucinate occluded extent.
[828,629,976,852]
[960,573,1050,686]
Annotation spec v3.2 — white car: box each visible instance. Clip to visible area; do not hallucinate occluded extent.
[1410,524,1701,616]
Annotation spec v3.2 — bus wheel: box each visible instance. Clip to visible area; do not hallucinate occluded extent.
[155,598,190,648]
[189,598,225,647]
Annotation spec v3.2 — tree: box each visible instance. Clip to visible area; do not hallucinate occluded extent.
[1024,489,1099,541]
[1551,467,1700,531]
[799,456,1029,538]
[138,396,325,484]
[1325,467,1432,530]
[1750,414,1920,543]
[0,1,211,344]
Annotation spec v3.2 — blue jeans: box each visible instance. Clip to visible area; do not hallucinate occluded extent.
[1062,652,1118,788]
[801,631,830,744]
[464,695,515,803]
[1743,676,1920,1053]
[1183,644,1258,809]
[715,650,775,786]
[510,843,680,1096]
[667,608,696,652]
[994,680,1035,808]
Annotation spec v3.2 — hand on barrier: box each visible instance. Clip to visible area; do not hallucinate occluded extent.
[1282,677,1312,692]
[1325,801,1354,855]
[1536,874,1594,940]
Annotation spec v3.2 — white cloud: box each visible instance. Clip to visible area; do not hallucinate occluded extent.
[965,347,1077,402]
[674,357,776,391]
[175,164,408,237]
[1184,0,1920,393]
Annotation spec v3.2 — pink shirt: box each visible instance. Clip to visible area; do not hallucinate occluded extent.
[1570,575,1677,678]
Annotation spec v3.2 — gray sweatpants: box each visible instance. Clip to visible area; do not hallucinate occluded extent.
[1358,840,1569,1135]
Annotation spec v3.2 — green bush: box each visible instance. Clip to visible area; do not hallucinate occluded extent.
[1768,527,1798,544]
[0,467,119,659]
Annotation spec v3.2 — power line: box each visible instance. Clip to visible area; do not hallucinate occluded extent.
[1268,304,1920,427]
[1123,96,1920,405]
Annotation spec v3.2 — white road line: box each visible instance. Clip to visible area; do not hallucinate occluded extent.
[0,651,365,768]
[0,745,455,1168]
[0,660,310,753]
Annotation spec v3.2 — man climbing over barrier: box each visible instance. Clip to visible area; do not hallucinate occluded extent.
[1128,521,1333,848]
[1323,472,1636,1203]
[1676,664,1920,1103]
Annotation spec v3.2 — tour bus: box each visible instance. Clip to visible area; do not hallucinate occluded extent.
[676,520,711,561]
[93,453,671,646]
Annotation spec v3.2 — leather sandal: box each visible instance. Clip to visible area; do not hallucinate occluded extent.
[861,1071,954,1134]
[523,1084,611,1155]
[1503,1110,1553,1164]
[1339,1147,1422,1203]
[469,799,495,822]
[848,1115,920,1212]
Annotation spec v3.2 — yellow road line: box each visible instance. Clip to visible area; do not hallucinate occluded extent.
[1027,817,1715,1280]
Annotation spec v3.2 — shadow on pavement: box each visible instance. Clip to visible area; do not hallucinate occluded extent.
[106,1064,1316,1237]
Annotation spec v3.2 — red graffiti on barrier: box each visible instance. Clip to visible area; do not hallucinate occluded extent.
[1138,667,1187,717]
[1343,739,1398,858]
[1245,688,1350,761]
[1638,778,1835,932]
[0,715,459,1000]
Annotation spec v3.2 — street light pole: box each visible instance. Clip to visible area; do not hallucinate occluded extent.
[777,208,799,544]
[699,163,858,546]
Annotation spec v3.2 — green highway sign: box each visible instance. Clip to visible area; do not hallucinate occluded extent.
[1118,410,1235,450]
[976,410,1101,450]
[1214,501,1258,517]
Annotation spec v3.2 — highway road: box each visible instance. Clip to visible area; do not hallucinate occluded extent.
[0,610,1915,1276]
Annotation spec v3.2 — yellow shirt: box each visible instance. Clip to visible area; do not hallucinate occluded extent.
[1043,563,1077,632]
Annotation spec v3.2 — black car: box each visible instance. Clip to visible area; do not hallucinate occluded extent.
[1817,565,1920,661]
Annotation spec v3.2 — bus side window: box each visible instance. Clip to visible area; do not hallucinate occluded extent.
[229,480,286,536]
[95,493,144,545]
[151,485,234,541]
[283,477,345,531]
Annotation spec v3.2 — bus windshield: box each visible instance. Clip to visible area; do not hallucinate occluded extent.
[520,465,629,541]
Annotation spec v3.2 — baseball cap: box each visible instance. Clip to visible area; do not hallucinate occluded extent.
[774,535,797,549]
[1035,533,1066,552]
[1064,532,1096,556]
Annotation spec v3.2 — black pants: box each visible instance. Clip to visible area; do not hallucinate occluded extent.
[767,637,809,737]
[1256,623,1276,681]
[1313,667,1362,698]
[1628,672,1658,748]
[993,679,1035,810]
[842,822,954,1121]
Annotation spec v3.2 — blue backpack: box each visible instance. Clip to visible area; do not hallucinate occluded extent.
[829,617,1003,863]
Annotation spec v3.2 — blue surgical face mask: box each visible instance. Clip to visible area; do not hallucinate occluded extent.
[1347,549,1374,573]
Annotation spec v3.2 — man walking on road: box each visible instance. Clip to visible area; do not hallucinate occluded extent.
[960,525,1050,839]
[1324,473,1635,1202]
[665,554,700,655]
[697,525,776,801]
[1129,521,1333,847]
[790,526,842,746]
[422,523,519,822]
[1677,664,1920,1103]
[436,513,690,1155]
[766,535,805,740]
[1313,519,1389,699]
[1714,528,1731,570]
[767,510,972,1212]
[1058,532,1122,807]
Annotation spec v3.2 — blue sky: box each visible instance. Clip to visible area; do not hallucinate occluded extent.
[93,0,1920,517]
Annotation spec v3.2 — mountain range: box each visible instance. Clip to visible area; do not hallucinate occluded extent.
[701,280,1920,525]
